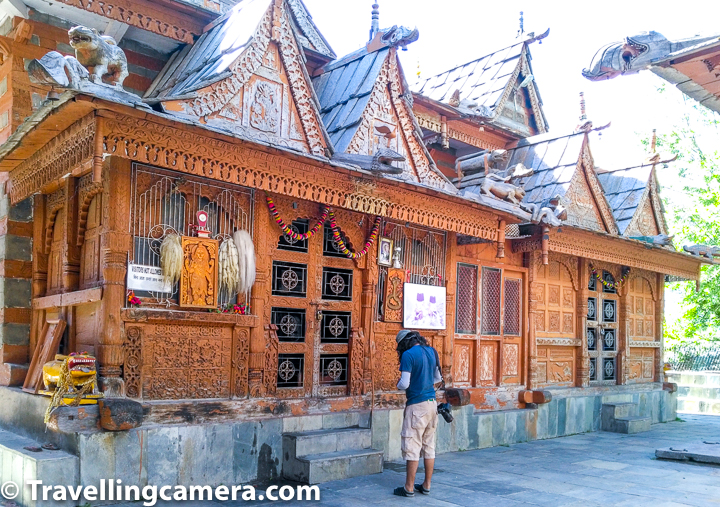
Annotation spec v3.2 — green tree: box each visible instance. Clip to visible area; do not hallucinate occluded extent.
[648,102,720,343]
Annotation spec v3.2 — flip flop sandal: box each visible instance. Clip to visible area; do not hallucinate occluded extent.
[393,487,415,497]
[23,446,42,452]
[414,484,431,495]
[42,443,60,451]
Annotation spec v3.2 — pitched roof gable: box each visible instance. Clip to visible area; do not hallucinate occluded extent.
[146,0,330,156]
[597,165,668,236]
[413,33,549,136]
[457,131,619,233]
[314,43,456,193]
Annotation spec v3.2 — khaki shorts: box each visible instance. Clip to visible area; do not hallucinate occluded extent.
[401,400,438,461]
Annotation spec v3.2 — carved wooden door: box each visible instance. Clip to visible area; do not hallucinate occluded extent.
[587,270,619,384]
[270,209,362,399]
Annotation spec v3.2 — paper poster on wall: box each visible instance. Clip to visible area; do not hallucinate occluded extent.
[403,283,446,330]
[127,263,172,293]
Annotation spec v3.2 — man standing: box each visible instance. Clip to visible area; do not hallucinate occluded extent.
[393,329,443,497]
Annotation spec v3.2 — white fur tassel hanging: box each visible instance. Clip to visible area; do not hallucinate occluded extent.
[218,237,240,298]
[159,233,183,287]
[234,230,256,294]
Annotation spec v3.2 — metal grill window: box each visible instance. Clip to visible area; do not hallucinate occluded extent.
[321,311,351,342]
[130,164,253,307]
[277,354,304,388]
[602,328,616,351]
[481,267,501,335]
[588,273,596,291]
[602,299,616,323]
[272,308,306,342]
[602,271,616,294]
[319,355,348,386]
[587,328,597,351]
[587,297,597,321]
[272,261,307,297]
[589,358,597,381]
[381,221,446,286]
[503,278,521,336]
[456,264,478,334]
[603,357,616,381]
[322,267,353,301]
[277,219,309,252]
[323,225,350,258]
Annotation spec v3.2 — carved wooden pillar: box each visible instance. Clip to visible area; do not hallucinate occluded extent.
[655,273,664,381]
[249,191,271,397]
[618,273,631,385]
[30,195,48,354]
[96,157,131,396]
[359,247,377,394]
[62,177,81,291]
[576,258,590,387]
[526,250,540,389]
[443,231,458,385]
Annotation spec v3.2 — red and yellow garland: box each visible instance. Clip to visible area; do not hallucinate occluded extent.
[266,195,328,241]
[589,264,630,290]
[265,195,381,259]
[329,211,382,259]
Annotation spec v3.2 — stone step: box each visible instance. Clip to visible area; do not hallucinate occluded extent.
[283,427,371,458]
[614,416,652,434]
[602,402,636,419]
[0,429,79,507]
[283,448,383,484]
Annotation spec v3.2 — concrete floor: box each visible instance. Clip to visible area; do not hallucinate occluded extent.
[115,413,720,507]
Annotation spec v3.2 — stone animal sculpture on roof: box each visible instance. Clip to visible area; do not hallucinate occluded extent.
[683,244,720,261]
[630,235,675,247]
[367,25,419,52]
[582,31,716,81]
[480,162,534,205]
[521,195,567,227]
[27,25,128,90]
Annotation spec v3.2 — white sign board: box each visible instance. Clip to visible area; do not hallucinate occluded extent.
[127,263,172,293]
[403,283,447,330]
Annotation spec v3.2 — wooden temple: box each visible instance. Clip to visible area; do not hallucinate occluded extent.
[0,0,706,489]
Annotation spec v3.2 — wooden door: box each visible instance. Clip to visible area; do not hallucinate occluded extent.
[587,270,619,384]
[269,205,363,398]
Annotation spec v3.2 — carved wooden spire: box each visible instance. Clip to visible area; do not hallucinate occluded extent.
[651,128,657,153]
[516,11,524,38]
[579,91,587,122]
[370,2,380,41]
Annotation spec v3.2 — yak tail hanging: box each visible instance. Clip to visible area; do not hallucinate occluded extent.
[234,230,256,294]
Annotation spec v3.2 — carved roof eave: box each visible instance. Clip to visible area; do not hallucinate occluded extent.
[511,225,703,280]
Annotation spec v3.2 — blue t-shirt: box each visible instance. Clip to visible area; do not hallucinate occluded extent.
[399,345,438,406]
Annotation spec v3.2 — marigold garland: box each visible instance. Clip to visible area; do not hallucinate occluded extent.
[266,195,328,241]
[589,264,630,290]
[329,211,382,259]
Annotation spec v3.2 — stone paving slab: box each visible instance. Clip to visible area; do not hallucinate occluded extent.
[103,414,720,506]
[656,443,720,465]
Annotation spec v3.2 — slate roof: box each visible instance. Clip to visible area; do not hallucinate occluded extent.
[147,0,334,100]
[312,47,389,153]
[456,131,586,206]
[596,165,652,235]
[413,40,525,112]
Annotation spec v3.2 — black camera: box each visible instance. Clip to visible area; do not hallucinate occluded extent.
[437,402,453,423]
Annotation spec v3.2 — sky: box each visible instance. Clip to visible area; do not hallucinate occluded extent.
[304,0,719,168]
[304,0,720,327]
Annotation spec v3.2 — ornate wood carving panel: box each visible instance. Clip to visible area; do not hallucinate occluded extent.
[537,345,575,387]
[79,194,103,288]
[476,341,497,386]
[626,274,657,383]
[383,268,404,323]
[453,339,474,386]
[139,323,234,400]
[180,237,219,309]
[534,257,577,340]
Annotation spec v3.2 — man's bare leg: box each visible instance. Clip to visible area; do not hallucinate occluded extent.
[404,460,419,492]
[422,458,435,490]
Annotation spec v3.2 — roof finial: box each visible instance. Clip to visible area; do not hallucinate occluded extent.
[370,2,380,42]
[416,59,421,84]
[651,128,657,153]
[516,11,524,38]
[579,91,587,121]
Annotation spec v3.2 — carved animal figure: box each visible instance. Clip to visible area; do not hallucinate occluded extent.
[630,234,675,246]
[481,173,526,205]
[683,244,720,260]
[69,26,128,88]
[27,51,89,88]
[372,148,405,174]
[380,25,419,49]
[42,353,96,391]
[582,31,716,81]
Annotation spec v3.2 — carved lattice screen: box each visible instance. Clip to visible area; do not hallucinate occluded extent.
[481,267,501,335]
[503,278,521,336]
[130,163,254,307]
[456,263,478,334]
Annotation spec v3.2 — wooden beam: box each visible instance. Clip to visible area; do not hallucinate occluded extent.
[32,287,102,310]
